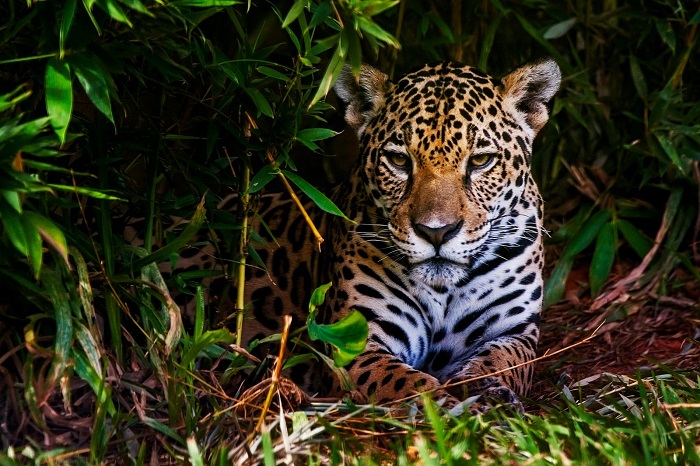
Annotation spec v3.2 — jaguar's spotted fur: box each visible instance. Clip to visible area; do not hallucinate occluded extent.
[150,59,561,410]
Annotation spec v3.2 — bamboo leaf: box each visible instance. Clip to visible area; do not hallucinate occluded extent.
[562,209,612,260]
[543,17,577,39]
[589,222,617,296]
[25,211,69,266]
[282,170,351,221]
[543,258,572,309]
[59,0,78,57]
[69,54,115,124]
[617,219,652,259]
[628,54,648,100]
[41,268,74,385]
[282,0,306,28]
[124,196,207,273]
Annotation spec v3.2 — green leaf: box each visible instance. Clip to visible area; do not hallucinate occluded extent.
[282,0,306,28]
[309,45,345,108]
[561,209,612,260]
[95,0,132,25]
[309,281,332,311]
[247,164,278,194]
[543,258,572,309]
[655,134,685,172]
[25,211,69,266]
[69,54,114,124]
[169,0,240,5]
[655,19,676,53]
[257,65,289,81]
[180,329,235,368]
[306,283,368,367]
[543,17,577,40]
[282,170,351,221]
[589,222,616,296]
[42,268,74,383]
[244,87,273,117]
[628,54,647,100]
[21,213,43,279]
[47,184,123,200]
[124,196,207,273]
[59,0,78,57]
[617,219,652,259]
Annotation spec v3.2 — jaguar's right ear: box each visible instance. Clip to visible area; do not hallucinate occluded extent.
[334,64,392,136]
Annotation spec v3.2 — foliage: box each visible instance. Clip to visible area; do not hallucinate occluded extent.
[0,0,698,462]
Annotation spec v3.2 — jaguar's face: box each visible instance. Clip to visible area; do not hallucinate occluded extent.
[336,61,560,287]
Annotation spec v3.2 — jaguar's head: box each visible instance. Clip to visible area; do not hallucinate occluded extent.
[335,60,560,287]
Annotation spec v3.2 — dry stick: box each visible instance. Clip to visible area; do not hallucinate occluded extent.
[244,113,325,251]
[255,315,293,433]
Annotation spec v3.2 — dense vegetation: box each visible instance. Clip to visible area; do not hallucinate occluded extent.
[0,0,698,463]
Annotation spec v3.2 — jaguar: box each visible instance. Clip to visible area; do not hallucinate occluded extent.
[143,59,561,411]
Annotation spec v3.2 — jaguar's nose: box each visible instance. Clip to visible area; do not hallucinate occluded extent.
[413,220,463,249]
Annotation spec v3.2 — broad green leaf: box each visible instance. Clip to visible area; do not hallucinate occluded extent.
[95,0,132,25]
[69,54,114,124]
[617,219,652,259]
[543,258,573,309]
[244,87,273,117]
[297,127,337,142]
[72,349,115,415]
[119,0,153,15]
[282,170,351,221]
[561,209,611,260]
[308,310,368,367]
[124,196,207,273]
[589,222,617,296]
[1,190,22,213]
[25,211,69,265]
[307,282,368,367]
[628,54,647,100]
[543,17,577,39]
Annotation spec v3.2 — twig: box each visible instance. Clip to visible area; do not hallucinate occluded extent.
[244,113,325,251]
[254,315,293,433]
[400,324,604,405]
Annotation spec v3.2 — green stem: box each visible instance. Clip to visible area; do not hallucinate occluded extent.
[235,162,250,347]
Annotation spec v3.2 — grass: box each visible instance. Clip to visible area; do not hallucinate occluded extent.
[1,305,698,465]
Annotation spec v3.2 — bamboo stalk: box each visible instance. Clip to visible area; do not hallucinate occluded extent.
[235,161,250,348]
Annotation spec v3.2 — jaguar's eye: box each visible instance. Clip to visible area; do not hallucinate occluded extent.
[386,150,410,169]
[469,153,495,169]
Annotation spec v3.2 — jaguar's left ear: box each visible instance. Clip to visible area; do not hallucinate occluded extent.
[334,64,392,136]
[501,58,561,134]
